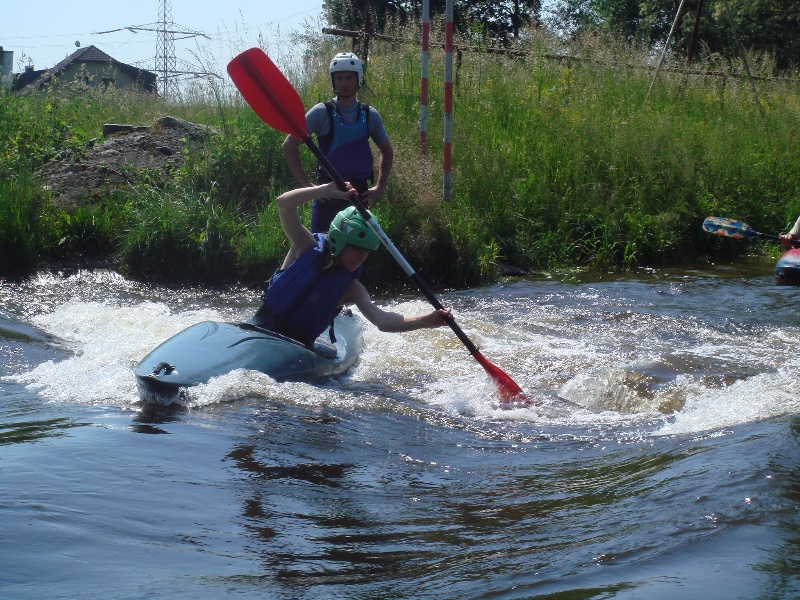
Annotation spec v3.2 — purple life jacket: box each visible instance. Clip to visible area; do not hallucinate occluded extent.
[263,234,362,346]
[316,100,375,184]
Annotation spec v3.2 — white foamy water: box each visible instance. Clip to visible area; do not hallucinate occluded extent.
[5,268,800,437]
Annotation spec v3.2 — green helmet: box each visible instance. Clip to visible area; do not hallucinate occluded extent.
[328,206,380,257]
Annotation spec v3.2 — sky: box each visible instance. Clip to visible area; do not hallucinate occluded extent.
[1,0,326,77]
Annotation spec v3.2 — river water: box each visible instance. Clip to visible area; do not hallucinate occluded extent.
[1,262,798,599]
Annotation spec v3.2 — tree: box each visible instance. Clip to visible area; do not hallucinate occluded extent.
[322,0,543,47]
[548,0,800,71]
[323,0,411,34]
[712,0,800,70]
[463,0,542,41]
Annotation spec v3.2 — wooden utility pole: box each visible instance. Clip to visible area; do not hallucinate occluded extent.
[686,0,705,65]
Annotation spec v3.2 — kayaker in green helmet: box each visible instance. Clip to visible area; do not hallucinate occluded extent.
[249,181,451,347]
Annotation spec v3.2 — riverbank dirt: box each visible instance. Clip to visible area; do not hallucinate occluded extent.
[36,116,217,208]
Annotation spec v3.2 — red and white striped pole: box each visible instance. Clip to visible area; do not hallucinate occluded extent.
[443,0,453,201]
[419,0,430,161]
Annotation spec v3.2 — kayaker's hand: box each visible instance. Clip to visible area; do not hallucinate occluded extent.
[425,308,452,328]
[780,233,797,250]
[360,184,385,207]
[318,181,358,201]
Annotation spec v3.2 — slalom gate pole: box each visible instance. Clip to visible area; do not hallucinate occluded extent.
[443,0,453,201]
[420,0,430,161]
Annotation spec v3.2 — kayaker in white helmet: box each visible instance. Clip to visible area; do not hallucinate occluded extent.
[281,52,394,234]
[249,181,450,346]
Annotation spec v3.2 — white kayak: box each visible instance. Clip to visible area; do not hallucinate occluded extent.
[135,309,364,394]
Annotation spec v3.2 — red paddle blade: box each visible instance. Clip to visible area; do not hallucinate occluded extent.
[227,48,308,140]
[472,351,532,408]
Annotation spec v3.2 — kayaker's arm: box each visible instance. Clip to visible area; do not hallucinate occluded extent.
[346,281,451,332]
[281,134,314,189]
[360,138,393,206]
[276,181,357,268]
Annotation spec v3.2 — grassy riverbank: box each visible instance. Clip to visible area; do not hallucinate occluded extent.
[2,26,799,285]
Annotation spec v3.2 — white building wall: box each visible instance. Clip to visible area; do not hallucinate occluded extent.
[1,47,14,89]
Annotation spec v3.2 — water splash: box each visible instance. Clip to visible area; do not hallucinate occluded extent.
[4,270,800,438]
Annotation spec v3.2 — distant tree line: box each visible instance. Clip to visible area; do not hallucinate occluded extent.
[323,0,800,71]
[323,0,543,46]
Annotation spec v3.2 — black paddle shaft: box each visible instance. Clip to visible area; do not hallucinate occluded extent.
[303,138,482,356]
[302,138,365,214]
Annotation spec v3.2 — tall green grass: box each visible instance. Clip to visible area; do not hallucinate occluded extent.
[2,24,799,285]
[366,28,800,277]
[120,186,245,281]
[0,174,50,275]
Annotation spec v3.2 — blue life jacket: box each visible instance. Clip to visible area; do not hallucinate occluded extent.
[316,100,375,184]
[263,233,362,346]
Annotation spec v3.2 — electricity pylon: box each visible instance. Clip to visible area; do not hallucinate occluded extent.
[97,0,217,98]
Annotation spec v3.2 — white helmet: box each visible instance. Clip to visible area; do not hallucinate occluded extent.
[329,52,363,86]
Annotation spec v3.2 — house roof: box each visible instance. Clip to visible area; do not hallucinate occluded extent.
[20,45,157,93]
[12,66,47,91]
